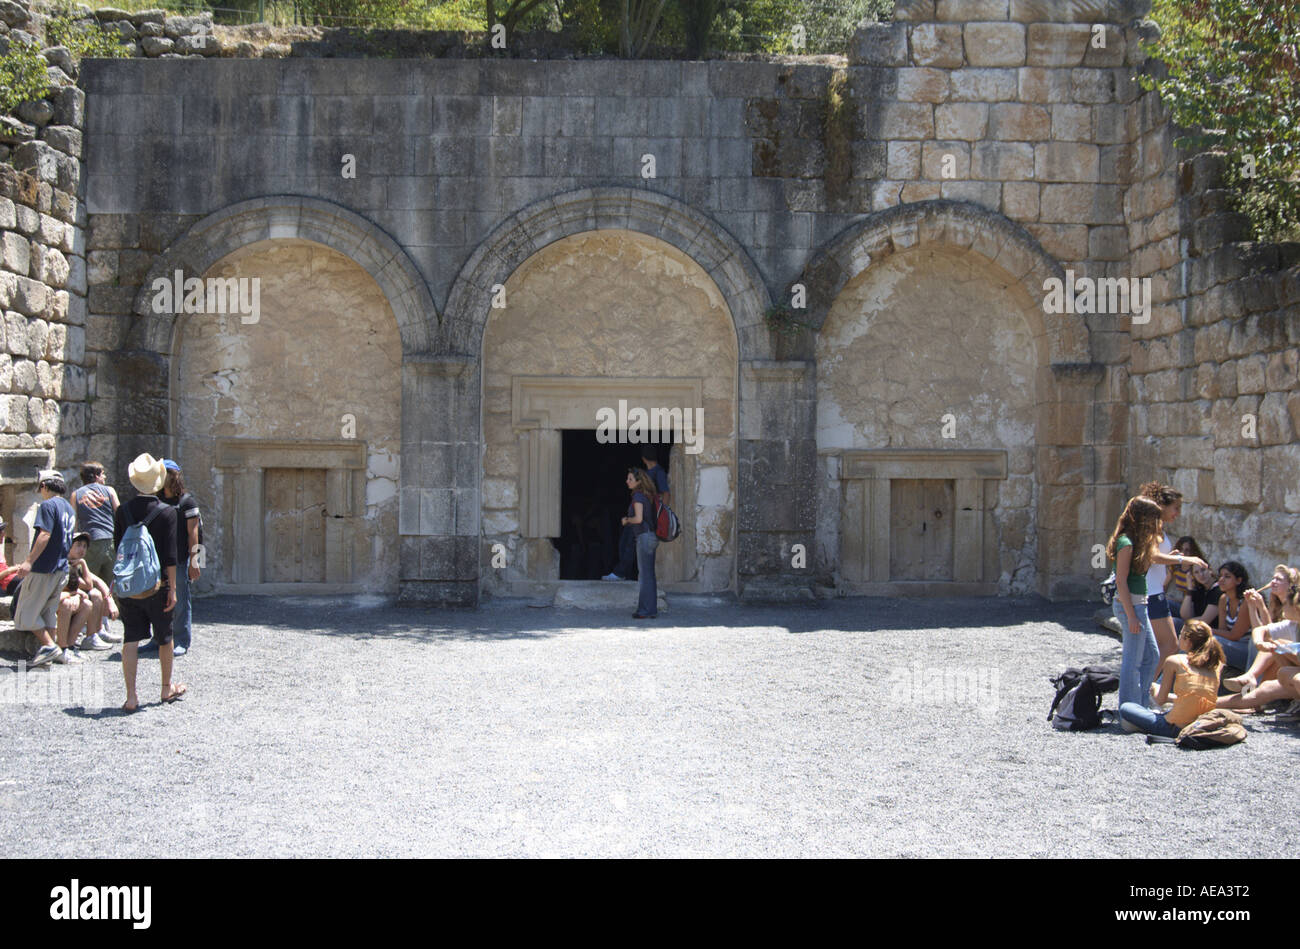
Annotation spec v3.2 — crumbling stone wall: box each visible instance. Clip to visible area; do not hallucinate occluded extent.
[0,0,89,587]
[1125,144,1300,583]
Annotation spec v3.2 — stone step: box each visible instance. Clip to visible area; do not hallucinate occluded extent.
[552,580,668,612]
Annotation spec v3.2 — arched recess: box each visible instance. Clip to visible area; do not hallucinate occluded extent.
[111,197,434,595]
[798,199,1088,365]
[802,200,1099,599]
[478,229,739,596]
[440,187,772,360]
[127,196,437,355]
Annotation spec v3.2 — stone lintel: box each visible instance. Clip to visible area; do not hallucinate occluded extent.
[0,449,56,485]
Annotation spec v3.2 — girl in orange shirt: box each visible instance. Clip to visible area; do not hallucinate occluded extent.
[1119,620,1224,738]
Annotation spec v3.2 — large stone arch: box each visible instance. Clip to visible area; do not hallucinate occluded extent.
[107,197,434,596]
[440,187,772,359]
[128,196,436,354]
[803,201,1101,599]
[798,200,1089,366]
[479,229,739,597]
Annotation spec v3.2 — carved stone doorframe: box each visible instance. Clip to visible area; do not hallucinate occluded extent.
[510,375,703,585]
[833,449,1008,595]
[214,438,367,594]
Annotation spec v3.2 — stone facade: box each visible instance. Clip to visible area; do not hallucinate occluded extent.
[0,0,1294,605]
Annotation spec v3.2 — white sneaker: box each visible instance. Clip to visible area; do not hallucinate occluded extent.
[81,632,113,651]
[601,572,622,581]
[31,644,61,667]
[55,647,85,664]
[98,624,122,644]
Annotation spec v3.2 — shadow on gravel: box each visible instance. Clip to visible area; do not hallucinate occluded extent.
[188,594,1112,643]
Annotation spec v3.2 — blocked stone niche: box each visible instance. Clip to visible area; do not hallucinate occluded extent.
[170,239,402,593]
[480,229,738,595]
[814,243,1042,594]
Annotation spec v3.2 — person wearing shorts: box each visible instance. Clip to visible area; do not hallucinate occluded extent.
[13,471,78,667]
[114,454,184,712]
[73,462,119,583]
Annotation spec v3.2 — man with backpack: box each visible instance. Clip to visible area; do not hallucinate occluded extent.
[12,470,79,667]
[139,459,201,658]
[114,454,183,711]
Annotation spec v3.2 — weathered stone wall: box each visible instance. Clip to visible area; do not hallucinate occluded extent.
[0,0,88,571]
[0,0,1287,605]
[1124,142,1300,583]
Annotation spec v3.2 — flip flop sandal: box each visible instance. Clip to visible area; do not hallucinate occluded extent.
[162,684,187,704]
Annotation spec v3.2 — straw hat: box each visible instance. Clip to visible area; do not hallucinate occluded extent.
[127,453,166,495]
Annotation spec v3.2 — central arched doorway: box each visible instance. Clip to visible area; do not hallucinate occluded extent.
[479,229,739,597]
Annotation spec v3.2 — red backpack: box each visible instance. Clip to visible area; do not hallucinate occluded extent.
[650,494,680,542]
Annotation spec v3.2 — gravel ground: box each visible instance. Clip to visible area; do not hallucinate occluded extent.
[1,594,1291,858]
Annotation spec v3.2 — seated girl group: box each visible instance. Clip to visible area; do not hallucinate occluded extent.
[1105,481,1300,738]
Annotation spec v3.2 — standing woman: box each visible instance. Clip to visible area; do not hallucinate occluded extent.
[1106,497,1205,718]
[1138,482,1187,669]
[622,468,659,620]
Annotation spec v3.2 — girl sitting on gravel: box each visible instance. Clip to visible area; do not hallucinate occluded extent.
[1119,620,1223,738]
[1213,561,1256,672]
[1218,565,1300,702]
[1169,536,1206,608]
[1176,561,1220,633]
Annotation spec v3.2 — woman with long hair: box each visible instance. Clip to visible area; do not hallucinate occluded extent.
[1138,482,1188,670]
[622,468,659,620]
[1221,564,1300,695]
[1106,496,1206,717]
[1119,620,1224,738]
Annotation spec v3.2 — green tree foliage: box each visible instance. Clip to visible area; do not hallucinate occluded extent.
[294,0,420,26]
[46,15,135,59]
[486,0,553,39]
[1140,0,1300,241]
[0,37,50,116]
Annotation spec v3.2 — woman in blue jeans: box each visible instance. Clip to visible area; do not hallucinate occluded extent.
[1119,620,1223,737]
[1106,496,1206,724]
[622,468,659,619]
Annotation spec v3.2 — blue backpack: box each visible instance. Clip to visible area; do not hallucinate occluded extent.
[112,504,164,599]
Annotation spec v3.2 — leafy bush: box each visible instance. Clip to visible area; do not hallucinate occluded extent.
[46,15,135,59]
[1140,0,1300,242]
[294,0,421,27]
[0,37,52,116]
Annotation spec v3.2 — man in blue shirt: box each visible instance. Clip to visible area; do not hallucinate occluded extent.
[14,470,79,666]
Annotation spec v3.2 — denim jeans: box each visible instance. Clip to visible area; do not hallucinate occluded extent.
[1114,597,1158,710]
[614,524,636,579]
[172,570,192,651]
[1118,702,1181,738]
[635,531,659,616]
[1214,633,1252,672]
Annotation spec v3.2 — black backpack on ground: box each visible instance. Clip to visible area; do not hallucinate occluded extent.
[1048,666,1120,731]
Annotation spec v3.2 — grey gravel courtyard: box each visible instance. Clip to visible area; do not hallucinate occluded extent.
[2,594,1292,858]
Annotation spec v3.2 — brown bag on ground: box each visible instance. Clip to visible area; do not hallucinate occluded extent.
[1174,709,1247,750]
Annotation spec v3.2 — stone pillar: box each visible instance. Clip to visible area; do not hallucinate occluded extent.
[1038,361,1108,598]
[737,359,816,600]
[398,354,479,606]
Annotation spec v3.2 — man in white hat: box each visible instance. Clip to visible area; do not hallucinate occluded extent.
[114,454,184,711]
[13,470,79,666]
